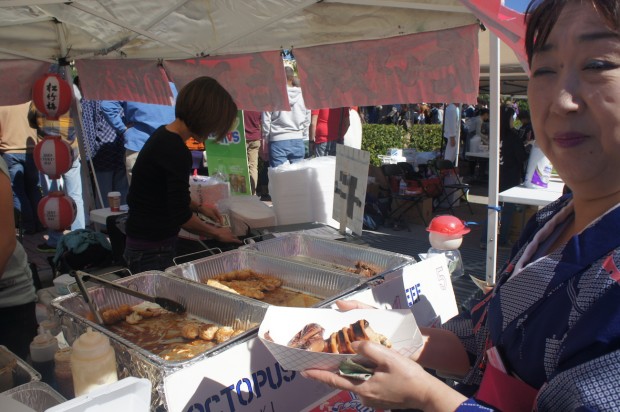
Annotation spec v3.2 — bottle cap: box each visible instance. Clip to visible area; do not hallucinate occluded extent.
[71,327,111,360]
[30,329,59,362]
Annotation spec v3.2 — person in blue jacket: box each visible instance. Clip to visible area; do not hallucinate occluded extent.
[101,82,177,185]
[303,1,620,410]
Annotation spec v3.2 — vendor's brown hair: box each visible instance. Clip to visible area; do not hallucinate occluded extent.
[525,0,620,66]
[175,76,238,141]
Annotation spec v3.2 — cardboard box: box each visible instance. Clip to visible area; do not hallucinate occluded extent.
[391,196,433,226]
[368,165,389,189]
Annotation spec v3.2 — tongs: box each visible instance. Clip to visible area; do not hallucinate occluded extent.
[74,271,186,314]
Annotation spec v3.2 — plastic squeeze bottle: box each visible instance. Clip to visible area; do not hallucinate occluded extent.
[54,347,74,399]
[30,327,59,387]
[70,327,118,396]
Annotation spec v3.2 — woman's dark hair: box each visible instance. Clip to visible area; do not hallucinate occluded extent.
[525,0,620,66]
[175,76,238,141]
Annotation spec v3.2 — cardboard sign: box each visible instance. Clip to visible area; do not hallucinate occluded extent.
[344,255,458,327]
[204,111,251,196]
[164,337,335,412]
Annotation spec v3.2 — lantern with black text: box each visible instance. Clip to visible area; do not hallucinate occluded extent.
[32,73,72,120]
[33,135,74,179]
[38,191,76,231]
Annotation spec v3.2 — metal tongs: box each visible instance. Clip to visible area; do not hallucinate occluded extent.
[73,270,186,315]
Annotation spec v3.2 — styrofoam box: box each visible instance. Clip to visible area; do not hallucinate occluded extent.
[46,377,151,412]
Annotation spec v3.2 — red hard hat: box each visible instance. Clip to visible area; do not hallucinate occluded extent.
[426,215,470,236]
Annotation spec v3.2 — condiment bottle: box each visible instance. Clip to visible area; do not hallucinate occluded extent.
[30,327,59,387]
[54,347,74,399]
[70,327,118,396]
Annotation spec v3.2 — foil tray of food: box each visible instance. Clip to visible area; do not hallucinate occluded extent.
[242,233,415,280]
[165,249,365,308]
[1,381,66,410]
[52,271,269,410]
[0,345,41,393]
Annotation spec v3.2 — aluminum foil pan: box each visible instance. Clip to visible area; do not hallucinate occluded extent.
[52,271,268,410]
[0,345,41,393]
[242,233,415,280]
[1,381,66,411]
[165,249,365,307]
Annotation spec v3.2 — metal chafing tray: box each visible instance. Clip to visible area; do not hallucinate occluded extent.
[52,271,269,410]
[165,249,365,307]
[242,233,415,280]
[1,381,66,411]
[0,345,40,393]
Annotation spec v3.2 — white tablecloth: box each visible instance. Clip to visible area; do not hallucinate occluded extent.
[499,179,565,207]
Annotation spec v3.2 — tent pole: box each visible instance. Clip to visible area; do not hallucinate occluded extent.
[55,20,99,222]
[485,31,500,286]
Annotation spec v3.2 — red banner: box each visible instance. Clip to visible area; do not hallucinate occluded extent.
[75,60,174,105]
[164,50,289,111]
[295,25,480,109]
[0,60,51,106]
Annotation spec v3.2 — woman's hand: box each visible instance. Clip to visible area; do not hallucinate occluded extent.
[334,300,376,311]
[302,341,466,411]
[198,204,224,225]
[207,226,242,244]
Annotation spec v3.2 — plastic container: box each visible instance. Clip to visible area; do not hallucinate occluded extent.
[54,348,74,399]
[46,377,151,412]
[29,328,58,387]
[524,142,552,189]
[53,274,79,295]
[70,327,118,397]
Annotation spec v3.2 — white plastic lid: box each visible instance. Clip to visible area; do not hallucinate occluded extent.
[71,327,111,360]
[107,191,121,197]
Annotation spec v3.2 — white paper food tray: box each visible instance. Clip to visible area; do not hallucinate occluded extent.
[258,307,423,372]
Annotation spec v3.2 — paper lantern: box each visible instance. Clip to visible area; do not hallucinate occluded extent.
[34,136,74,179]
[38,191,76,231]
[32,73,72,120]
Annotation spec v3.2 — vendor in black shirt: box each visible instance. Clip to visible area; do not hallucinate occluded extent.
[124,76,241,273]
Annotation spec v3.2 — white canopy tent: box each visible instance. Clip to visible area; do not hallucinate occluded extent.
[0,0,527,284]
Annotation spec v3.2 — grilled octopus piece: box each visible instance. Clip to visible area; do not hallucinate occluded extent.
[287,319,391,354]
[287,323,327,352]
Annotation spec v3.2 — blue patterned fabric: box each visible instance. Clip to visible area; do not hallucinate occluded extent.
[81,99,125,171]
[449,194,620,411]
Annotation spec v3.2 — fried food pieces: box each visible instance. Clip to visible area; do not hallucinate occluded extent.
[347,261,382,277]
[206,269,283,299]
[285,319,392,354]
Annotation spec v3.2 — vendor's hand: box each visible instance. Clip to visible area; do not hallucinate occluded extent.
[302,341,466,411]
[334,300,376,311]
[208,226,242,244]
[199,204,224,225]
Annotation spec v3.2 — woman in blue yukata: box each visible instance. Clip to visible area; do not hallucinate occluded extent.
[303,0,620,410]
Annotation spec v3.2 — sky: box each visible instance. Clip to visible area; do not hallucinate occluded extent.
[504,0,530,12]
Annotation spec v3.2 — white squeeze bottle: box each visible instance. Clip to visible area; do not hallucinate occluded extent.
[70,327,118,396]
[30,327,59,387]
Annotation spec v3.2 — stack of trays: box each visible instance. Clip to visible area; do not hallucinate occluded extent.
[242,233,415,281]
[52,271,269,410]
[0,345,41,393]
[1,381,66,410]
[165,249,365,307]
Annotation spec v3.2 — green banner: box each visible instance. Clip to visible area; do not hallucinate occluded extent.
[204,111,251,195]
